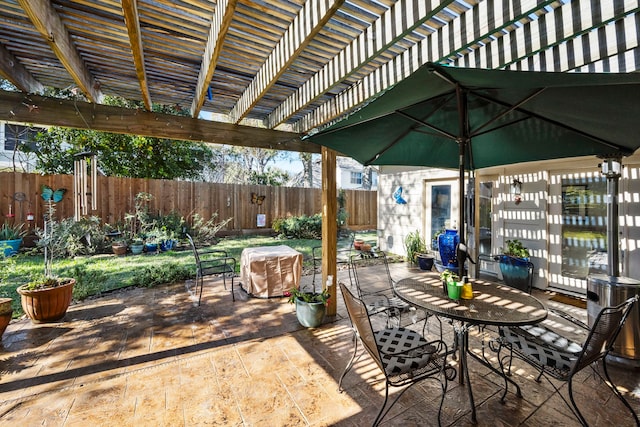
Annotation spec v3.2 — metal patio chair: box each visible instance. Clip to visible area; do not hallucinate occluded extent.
[497,295,639,426]
[186,233,237,304]
[311,230,355,289]
[348,251,442,337]
[338,283,454,427]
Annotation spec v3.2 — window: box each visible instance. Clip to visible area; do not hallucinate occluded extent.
[561,176,607,278]
[350,171,362,185]
[4,124,38,151]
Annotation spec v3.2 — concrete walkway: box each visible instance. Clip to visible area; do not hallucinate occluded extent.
[0,262,638,426]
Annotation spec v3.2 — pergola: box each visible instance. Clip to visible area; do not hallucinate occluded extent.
[1,0,637,314]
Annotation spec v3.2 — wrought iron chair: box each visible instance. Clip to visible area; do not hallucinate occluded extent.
[497,295,639,426]
[338,283,454,427]
[311,230,355,289]
[186,233,237,304]
[349,251,441,337]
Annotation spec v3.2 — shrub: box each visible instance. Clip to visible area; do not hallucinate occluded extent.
[36,216,110,258]
[188,212,232,245]
[272,214,322,239]
[129,263,192,288]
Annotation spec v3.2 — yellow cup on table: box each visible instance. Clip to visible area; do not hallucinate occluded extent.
[461,282,473,299]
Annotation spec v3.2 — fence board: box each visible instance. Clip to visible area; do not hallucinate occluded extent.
[1,172,377,232]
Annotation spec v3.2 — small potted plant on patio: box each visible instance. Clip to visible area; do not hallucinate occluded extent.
[496,239,534,293]
[404,230,433,270]
[111,238,128,256]
[17,274,76,323]
[130,237,144,255]
[287,284,330,328]
[0,222,27,257]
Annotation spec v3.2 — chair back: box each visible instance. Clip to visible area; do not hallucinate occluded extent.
[348,251,393,297]
[186,233,201,263]
[340,283,384,371]
[573,295,638,373]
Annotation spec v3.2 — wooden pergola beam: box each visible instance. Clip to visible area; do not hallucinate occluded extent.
[229,0,345,124]
[18,0,103,103]
[267,0,454,129]
[294,0,557,132]
[190,0,237,118]
[0,43,44,94]
[121,0,152,111]
[0,90,318,153]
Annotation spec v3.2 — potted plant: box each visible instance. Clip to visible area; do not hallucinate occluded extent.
[440,269,459,296]
[496,239,534,293]
[404,230,426,265]
[286,285,330,328]
[130,238,144,255]
[111,238,128,256]
[17,275,76,323]
[0,222,26,257]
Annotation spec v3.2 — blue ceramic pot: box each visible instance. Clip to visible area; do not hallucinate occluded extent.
[0,238,22,257]
[498,255,533,293]
[145,243,158,253]
[438,229,459,268]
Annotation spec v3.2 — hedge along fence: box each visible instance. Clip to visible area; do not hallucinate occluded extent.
[0,172,377,233]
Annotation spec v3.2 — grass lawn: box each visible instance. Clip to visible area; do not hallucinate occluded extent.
[1,231,380,318]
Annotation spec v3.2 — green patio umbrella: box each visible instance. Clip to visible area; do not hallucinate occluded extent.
[308,62,640,275]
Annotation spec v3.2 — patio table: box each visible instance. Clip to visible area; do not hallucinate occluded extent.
[394,275,548,422]
[240,245,303,298]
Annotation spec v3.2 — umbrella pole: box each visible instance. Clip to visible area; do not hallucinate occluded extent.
[456,85,467,278]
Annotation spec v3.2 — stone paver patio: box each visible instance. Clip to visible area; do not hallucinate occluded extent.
[1,263,638,426]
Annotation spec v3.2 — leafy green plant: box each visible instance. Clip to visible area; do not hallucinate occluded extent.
[404,230,426,264]
[503,239,530,259]
[337,189,349,228]
[129,263,192,288]
[440,269,459,284]
[0,222,27,240]
[272,214,322,239]
[286,286,330,305]
[66,264,107,300]
[189,212,232,245]
[36,216,110,258]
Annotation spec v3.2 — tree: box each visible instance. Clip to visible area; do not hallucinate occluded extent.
[24,96,214,180]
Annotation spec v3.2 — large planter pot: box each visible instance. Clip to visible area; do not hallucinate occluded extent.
[17,278,75,323]
[160,239,176,251]
[437,229,459,269]
[145,243,158,253]
[0,238,22,257]
[497,255,533,293]
[112,243,127,256]
[130,243,144,255]
[0,298,12,339]
[295,299,326,328]
[417,254,435,271]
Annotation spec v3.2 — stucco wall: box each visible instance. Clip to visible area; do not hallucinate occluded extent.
[379,153,640,294]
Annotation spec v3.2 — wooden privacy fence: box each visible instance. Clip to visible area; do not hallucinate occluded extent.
[0,172,377,232]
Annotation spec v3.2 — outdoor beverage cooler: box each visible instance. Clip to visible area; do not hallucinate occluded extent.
[587,274,640,367]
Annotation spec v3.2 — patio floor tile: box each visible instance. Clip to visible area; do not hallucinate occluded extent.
[0,263,638,426]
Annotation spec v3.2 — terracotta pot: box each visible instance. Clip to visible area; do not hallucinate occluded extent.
[0,298,12,338]
[17,278,75,323]
[361,243,372,252]
[354,239,364,250]
[112,243,127,256]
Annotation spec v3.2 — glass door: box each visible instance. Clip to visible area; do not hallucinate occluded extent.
[425,179,459,251]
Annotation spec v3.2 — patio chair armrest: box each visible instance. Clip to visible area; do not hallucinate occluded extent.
[548,307,589,330]
[199,256,236,271]
[199,249,231,257]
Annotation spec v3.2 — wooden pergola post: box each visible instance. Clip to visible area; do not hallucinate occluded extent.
[321,146,338,316]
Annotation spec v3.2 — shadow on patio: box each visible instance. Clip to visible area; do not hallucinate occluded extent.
[1,263,638,426]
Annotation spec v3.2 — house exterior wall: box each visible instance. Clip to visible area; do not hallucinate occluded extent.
[378,153,640,295]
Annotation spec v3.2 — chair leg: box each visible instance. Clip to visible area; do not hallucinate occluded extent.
[197,271,204,306]
[602,360,640,426]
[338,332,359,392]
[231,274,235,301]
[567,379,589,427]
[372,383,391,427]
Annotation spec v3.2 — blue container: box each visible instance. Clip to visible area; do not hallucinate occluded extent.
[0,238,22,257]
[438,229,459,268]
[145,243,158,253]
